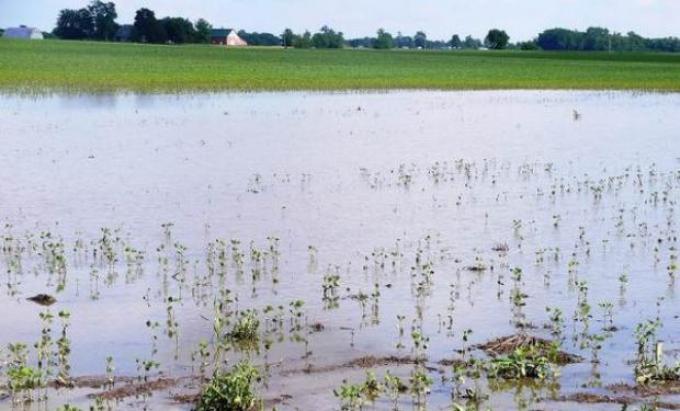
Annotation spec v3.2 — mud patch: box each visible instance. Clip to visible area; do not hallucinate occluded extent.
[478,334,582,364]
[281,355,416,375]
[556,392,680,410]
[609,381,680,397]
[89,377,179,400]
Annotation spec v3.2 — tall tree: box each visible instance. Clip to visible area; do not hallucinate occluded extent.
[293,31,312,48]
[463,35,481,49]
[582,27,610,51]
[282,28,295,48]
[485,29,509,49]
[450,34,462,48]
[88,1,118,41]
[53,8,94,39]
[374,28,394,49]
[161,17,195,44]
[194,18,212,43]
[133,8,166,43]
[312,26,344,48]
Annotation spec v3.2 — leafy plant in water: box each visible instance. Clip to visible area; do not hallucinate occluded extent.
[486,347,555,380]
[228,309,260,351]
[334,380,364,411]
[361,370,382,403]
[634,320,680,384]
[196,361,260,411]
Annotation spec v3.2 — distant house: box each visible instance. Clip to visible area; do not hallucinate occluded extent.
[114,25,133,42]
[210,28,247,47]
[3,25,43,40]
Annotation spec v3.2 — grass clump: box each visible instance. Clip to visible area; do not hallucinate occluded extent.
[196,361,260,411]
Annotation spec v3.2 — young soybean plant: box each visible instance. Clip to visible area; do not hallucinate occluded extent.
[196,361,261,411]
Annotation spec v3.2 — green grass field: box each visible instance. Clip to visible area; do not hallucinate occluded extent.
[1,38,680,93]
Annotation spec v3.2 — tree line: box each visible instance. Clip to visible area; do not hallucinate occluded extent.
[535,27,680,52]
[52,1,211,43]
[43,1,680,52]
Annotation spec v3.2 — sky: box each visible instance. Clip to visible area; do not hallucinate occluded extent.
[1,0,679,41]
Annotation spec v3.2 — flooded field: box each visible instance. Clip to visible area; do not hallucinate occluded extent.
[1,90,680,410]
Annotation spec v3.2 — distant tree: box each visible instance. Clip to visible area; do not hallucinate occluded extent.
[88,1,118,41]
[53,8,94,39]
[427,40,448,49]
[0,29,4,37]
[312,26,344,48]
[194,18,212,43]
[132,8,166,43]
[536,28,582,50]
[518,40,539,50]
[293,31,312,48]
[282,28,295,48]
[161,17,195,44]
[485,29,509,49]
[374,28,394,49]
[414,31,427,48]
[582,27,609,51]
[394,32,413,48]
[624,31,643,51]
[348,37,374,48]
[463,35,481,49]
[450,34,462,48]
[237,31,281,46]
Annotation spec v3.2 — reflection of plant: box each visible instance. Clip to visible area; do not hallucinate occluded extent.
[56,310,72,385]
[384,371,407,408]
[322,270,341,309]
[546,307,564,338]
[105,356,115,389]
[228,310,260,346]
[196,361,260,411]
[410,367,433,407]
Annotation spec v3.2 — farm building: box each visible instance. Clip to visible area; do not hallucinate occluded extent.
[3,25,43,40]
[210,29,247,46]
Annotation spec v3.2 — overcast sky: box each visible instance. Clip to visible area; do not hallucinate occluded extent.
[1,0,679,41]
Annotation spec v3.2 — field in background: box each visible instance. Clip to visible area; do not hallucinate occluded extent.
[1,38,680,92]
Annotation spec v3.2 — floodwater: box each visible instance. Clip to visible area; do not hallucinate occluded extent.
[1,90,679,410]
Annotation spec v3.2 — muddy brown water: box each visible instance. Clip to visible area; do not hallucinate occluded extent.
[1,91,680,410]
